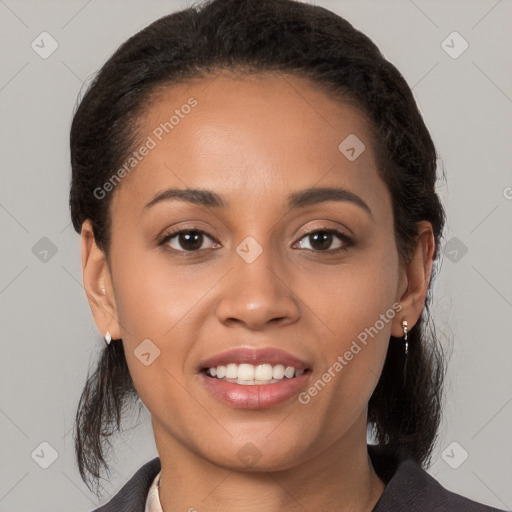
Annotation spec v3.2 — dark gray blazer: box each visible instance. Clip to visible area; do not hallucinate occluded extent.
[89,445,507,512]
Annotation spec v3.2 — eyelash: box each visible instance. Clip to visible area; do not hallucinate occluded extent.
[157,226,354,257]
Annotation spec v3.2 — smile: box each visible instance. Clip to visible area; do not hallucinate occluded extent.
[204,363,306,385]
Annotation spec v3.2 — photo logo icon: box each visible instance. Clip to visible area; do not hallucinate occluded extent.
[441,31,469,60]
[338,134,366,161]
[31,32,59,59]
[31,441,59,469]
[441,441,469,469]
[444,237,468,263]
[237,442,263,467]
[236,236,263,263]
[32,237,58,263]
[134,338,161,366]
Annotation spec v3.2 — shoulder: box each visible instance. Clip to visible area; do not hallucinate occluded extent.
[85,449,506,512]
[369,445,506,512]
[88,457,161,512]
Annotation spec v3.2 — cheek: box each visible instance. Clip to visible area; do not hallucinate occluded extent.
[108,248,207,405]
[306,239,399,338]
[310,277,395,384]
[301,243,399,398]
[112,241,216,340]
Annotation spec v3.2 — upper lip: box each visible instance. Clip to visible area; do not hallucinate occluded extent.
[199,347,311,371]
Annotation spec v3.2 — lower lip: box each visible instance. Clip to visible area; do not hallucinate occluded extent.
[200,370,311,409]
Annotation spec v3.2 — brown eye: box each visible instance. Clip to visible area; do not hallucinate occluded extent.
[295,229,352,253]
[160,229,218,252]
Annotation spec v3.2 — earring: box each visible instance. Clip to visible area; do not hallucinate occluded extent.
[402,320,408,357]
[400,320,409,383]
[104,330,112,346]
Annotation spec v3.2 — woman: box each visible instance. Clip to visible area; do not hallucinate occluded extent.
[69,0,506,510]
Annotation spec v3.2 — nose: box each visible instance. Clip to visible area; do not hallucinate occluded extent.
[215,245,301,331]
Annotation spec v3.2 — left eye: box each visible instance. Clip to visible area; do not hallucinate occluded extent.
[294,229,351,252]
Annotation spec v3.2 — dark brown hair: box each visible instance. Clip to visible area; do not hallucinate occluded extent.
[69,0,446,497]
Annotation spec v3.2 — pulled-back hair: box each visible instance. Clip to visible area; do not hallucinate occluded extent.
[70,0,446,497]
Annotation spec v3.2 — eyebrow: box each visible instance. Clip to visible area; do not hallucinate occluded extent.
[143,186,372,216]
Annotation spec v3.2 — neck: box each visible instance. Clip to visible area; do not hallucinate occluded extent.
[153,413,385,512]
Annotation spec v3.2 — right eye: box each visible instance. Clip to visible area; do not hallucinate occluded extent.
[158,229,221,253]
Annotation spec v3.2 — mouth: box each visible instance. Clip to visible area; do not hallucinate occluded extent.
[198,347,312,409]
[201,363,311,385]
[199,366,312,409]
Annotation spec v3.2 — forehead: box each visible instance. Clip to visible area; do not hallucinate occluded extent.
[110,72,390,221]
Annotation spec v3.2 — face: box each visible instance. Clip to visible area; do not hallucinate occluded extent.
[85,72,417,472]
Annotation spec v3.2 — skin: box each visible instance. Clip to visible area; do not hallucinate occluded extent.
[81,72,435,512]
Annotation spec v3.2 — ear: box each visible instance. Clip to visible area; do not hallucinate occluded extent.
[391,220,436,337]
[81,219,122,341]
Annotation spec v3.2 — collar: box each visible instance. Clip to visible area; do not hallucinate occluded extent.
[144,470,162,512]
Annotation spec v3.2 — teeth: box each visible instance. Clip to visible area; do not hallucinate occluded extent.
[284,366,295,379]
[206,363,305,383]
[226,363,238,379]
[272,364,285,379]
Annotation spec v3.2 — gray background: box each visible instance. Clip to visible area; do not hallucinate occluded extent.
[0,0,511,510]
